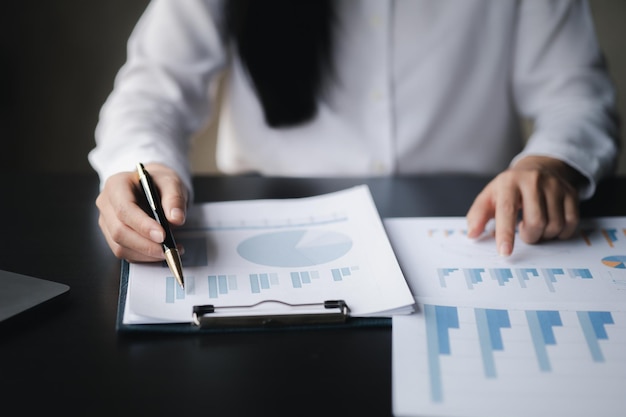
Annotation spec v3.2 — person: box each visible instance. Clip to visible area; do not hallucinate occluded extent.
[89,0,620,264]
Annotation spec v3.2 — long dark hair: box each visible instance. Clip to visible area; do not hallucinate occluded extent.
[224,0,336,127]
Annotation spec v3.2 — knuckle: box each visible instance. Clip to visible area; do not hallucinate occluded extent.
[564,211,579,225]
[95,194,104,210]
[524,213,547,231]
[544,219,564,238]
[108,223,126,243]
[111,245,126,259]
[147,245,165,259]
[498,171,518,187]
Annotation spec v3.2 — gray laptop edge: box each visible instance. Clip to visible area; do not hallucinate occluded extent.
[0,269,70,322]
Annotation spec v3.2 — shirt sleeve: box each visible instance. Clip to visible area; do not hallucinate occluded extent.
[511,0,620,199]
[88,0,227,195]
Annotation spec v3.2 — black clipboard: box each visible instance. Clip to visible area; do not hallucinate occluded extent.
[116,260,391,333]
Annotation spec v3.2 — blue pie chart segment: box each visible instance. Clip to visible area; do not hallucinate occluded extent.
[237,230,353,267]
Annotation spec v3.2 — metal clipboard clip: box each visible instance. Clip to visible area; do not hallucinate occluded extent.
[192,299,350,329]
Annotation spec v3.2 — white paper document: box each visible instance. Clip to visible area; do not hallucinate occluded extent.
[122,185,415,325]
[386,217,626,417]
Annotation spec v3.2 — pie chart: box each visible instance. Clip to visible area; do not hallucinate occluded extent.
[237,229,353,267]
[601,255,626,269]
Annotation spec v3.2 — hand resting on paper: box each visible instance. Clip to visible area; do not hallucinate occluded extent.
[466,155,586,257]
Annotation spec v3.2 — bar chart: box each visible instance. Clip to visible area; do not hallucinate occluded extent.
[393,304,626,417]
[388,217,626,417]
[160,227,360,302]
[163,265,362,303]
[581,228,626,247]
[437,267,594,292]
[126,186,415,324]
[385,217,626,307]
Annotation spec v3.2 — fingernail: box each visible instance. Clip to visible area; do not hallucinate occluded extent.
[150,229,164,243]
[171,208,185,223]
[498,242,512,257]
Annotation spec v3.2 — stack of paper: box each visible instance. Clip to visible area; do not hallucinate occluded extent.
[122,186,415,326]
[386,217,626,417]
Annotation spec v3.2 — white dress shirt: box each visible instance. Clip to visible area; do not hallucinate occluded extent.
[89,0,619,199]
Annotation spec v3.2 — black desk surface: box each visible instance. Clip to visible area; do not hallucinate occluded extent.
[1,174,624,416]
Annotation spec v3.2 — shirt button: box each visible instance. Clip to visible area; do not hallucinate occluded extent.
[371,90,384,101]
[371,14,382,28]
[372,161,387,174]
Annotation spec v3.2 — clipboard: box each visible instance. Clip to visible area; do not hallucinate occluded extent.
[116,260,391,333]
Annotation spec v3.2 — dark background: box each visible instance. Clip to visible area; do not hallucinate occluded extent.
[2,1,625,175]
[1,1,149,174]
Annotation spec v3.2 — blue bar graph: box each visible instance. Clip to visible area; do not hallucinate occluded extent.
[569,268,593,279]
[526,310,562,371]
[165,276,187,303]
[540,269,564,292]
[208,275,218,298]
[165,276,175,303]
[425,305,459,402]
[490,269,514,286]
[218,275,228,294]
[251,274,262,292]
[577,311,614,362]
[291,272,302,288]
[581,227,625,246]
[463,268,484,289]
[330,267,354,282]
[437,268,458,287]
[420,305,621,406]
[414,304,626,406]
[515,268,538,288]
[207,274,236,298]
[603,228,619,246]
[259,273,270,289]
[438,267,592,291]
[291,270,319,287]
[475,308,511,378]
[250,272,279,293]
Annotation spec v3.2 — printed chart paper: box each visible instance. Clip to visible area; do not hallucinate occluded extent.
[122,186,415,325]
[386,217,626,417]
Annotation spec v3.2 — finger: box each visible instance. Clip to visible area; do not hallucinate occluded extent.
[466,186,496,239]
[143,164,189,226]
[96,173,166,262]
[516,179,547,245]
[107,176,166,243]
[98,213,166,262]
[157,175,188,226]
[494,183,520,257]
[540,182,566,241]
[558,191,580,240]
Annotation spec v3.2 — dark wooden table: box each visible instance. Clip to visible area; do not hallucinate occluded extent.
[1,174,624,416]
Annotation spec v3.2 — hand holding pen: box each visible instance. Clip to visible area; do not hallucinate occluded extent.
[94,163,189,274]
